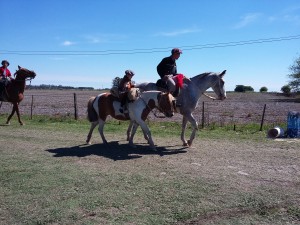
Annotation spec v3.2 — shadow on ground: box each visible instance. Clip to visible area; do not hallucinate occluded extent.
[46,141,187,161]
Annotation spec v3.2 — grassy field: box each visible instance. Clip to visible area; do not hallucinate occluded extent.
[0,115,300,225]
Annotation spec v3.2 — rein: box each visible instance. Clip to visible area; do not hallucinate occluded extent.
[12,77,34,83]
[201,76,224,100]
[202,92,216,100]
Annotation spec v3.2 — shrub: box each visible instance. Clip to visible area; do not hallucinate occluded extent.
[281,85,291,95]
[259,87,268,92]
[234,85,254,92]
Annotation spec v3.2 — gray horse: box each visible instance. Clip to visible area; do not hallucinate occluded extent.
[136,70,227,147]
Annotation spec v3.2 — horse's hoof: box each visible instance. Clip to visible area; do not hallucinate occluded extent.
[187,140,193,147]
[86,141,92,145]
[183,142,189,147]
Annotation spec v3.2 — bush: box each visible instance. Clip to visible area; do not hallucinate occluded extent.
[234,85,254,92]
[259,87,268,92]
[281,85,291,95]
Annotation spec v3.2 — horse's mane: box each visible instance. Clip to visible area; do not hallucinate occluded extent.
[192,72,212,80]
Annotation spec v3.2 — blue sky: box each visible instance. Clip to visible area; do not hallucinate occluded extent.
[1,0,300,91]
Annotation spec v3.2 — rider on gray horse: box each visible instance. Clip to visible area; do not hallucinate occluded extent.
[156,48,182,96]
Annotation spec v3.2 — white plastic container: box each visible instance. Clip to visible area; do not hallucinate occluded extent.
[267,126,285,138]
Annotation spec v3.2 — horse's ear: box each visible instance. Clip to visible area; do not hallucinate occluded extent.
[18,65,21,70]
[220,70,226,77]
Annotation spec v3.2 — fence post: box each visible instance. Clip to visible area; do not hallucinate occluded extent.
[201,101,205,128]
[30,95,34,120]
[73,93,78,120]
[259,104,267,131]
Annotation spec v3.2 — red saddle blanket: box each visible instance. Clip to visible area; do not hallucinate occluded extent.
[172,74,184,88]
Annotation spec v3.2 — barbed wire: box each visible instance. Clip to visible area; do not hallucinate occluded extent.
[1,34,300,56]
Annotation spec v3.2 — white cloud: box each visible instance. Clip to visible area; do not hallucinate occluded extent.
[62,40,76,46]
[233,13,262,29]
[154,27,201,37]
[82,34,129,44]
[268,6,300,25]
[283,14,300,25]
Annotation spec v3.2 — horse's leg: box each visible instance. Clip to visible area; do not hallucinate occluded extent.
[181,116,189,146]
[98,120,108,144]
[138,121,156,150]
[6,103,17,125]
[15,103,24,125]
[185,113,198,147]
[128,122,139,148]
[127,121,133,141]
[86,121,98,144]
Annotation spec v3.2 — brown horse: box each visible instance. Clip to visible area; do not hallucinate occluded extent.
[0,65,36,125]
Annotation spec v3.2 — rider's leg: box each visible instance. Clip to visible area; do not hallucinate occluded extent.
[164,75,176,93]
[164,75,181,106]
[119,93,128,113]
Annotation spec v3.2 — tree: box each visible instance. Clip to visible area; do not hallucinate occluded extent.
[234,85,254,92]
[281,85,291,95]
[288,55,300,92]
[259,86,268,92]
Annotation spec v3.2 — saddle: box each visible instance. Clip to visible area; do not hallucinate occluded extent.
[155,74,185,97]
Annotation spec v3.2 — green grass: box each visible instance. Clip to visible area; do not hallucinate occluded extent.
[0,113,287,139]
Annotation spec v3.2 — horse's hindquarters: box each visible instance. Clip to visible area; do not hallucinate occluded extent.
[87,97,98,122]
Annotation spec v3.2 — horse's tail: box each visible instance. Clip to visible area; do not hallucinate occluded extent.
[87,96,98,122]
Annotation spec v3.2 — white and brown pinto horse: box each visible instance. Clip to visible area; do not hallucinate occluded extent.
[86,91,175,150]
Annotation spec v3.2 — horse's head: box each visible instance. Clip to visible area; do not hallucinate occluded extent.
[14,65,36,81]
[211,70,226,100]
[157,92,176,117]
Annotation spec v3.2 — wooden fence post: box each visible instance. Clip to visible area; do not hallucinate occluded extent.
[73,93,78,120]
[259,104,267,131]
[30,95,34,120]
[202,101,205,128]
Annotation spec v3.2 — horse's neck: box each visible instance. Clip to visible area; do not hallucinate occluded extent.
[191,74,216,94]
[12,80,26,93]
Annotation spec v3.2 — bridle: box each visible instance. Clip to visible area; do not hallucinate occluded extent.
[202,76,225,100]
[13,69,36,83]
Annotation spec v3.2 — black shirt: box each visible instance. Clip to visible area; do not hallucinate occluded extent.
[157,56,177,78]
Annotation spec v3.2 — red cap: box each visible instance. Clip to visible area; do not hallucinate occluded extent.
[171,48,182,54]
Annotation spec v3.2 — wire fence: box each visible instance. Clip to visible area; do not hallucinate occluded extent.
[1,90,299,128]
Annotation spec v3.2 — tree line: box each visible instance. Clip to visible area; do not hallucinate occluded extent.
[235,54,300,94]
[27,84,97,90]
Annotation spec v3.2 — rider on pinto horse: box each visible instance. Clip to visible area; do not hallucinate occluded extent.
[118,70,136,113]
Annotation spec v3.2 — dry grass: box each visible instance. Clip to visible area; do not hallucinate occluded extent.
[0,117,300,224]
